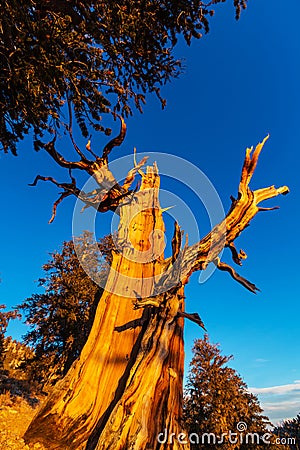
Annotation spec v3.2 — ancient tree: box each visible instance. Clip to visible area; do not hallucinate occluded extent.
[1,1,288,448]
[23,119,288,450]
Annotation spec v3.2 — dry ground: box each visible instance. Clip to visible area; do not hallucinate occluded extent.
[0,393,46,450]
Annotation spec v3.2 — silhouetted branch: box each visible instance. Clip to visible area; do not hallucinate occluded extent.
[30,117,140,220]
[227,242,247,266]
[177,311,206,330]
[101,115,126,162]
[114,318,148,332]
[29,174,82,222]
[258,206,280,212]
[43,136,90,171]
[213,257,259,294]
[49,192,73,224]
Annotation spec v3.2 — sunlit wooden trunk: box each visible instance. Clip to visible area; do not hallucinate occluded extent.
[24,165,188,450]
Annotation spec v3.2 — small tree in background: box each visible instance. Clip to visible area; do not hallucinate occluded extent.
[274,414,300,450]
[17,232,111,386]
[0,304,19,368]
[183,335,285,449]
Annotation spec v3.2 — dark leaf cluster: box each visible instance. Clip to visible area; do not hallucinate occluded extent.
[274,414,300,450]
[0,0,248,154]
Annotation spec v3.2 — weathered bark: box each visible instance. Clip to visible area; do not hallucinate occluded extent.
[93,289,185,450]
[24,135,288,450]
[25,164,187,450]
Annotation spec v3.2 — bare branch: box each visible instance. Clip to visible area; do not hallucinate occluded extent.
[101,115,126,162]
[29,174,80,196]
[258,206,280,212]
[114,317,148,332]
[49,192,73,224]
[43,137,91,171]
[29,174,82,222]
[227,242,247,266]
[123,152,148,191]
[85,139,99,159]
[42,117,127,174]
[30,117,139,220]
[213,257,259,294]
[177,311,206,330]
[171,221,182,263]
[133,147,145,177]
[180,136,289,292]
[239,134,270,194]
[29,175,79,194]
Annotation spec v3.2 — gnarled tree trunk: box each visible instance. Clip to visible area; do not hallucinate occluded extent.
[24,133,288,450]
[25,164,188,450]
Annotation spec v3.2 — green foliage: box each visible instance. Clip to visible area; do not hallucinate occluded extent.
[274,414,300,449]
[17,232,110,386]
[183,335,284,449]
[0,0,248,154]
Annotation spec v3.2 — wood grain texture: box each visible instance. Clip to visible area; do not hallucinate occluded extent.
[24,164,186,450]
[24,137,288,450]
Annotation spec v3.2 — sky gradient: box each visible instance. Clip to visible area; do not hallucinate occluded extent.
[0,0,299,425]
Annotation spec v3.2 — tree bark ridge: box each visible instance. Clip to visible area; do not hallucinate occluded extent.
[24,136,288,450]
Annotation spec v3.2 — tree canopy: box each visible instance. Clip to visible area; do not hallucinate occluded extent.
[0,0,247,154]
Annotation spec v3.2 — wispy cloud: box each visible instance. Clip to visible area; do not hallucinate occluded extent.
[263,400,300,412]
[250,382,300,395]
[249,381,300,425]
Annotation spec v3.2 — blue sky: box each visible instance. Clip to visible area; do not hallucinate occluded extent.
[0,0,299,425]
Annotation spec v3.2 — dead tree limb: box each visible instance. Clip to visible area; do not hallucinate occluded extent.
[172,221,183,264]
[29,117,147,221]
[227,242,247,266]
[177,311,206,330]
[24,134,289,450]
[101,115,126,162]
[213,257,259,293]
[177,135,289,290]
